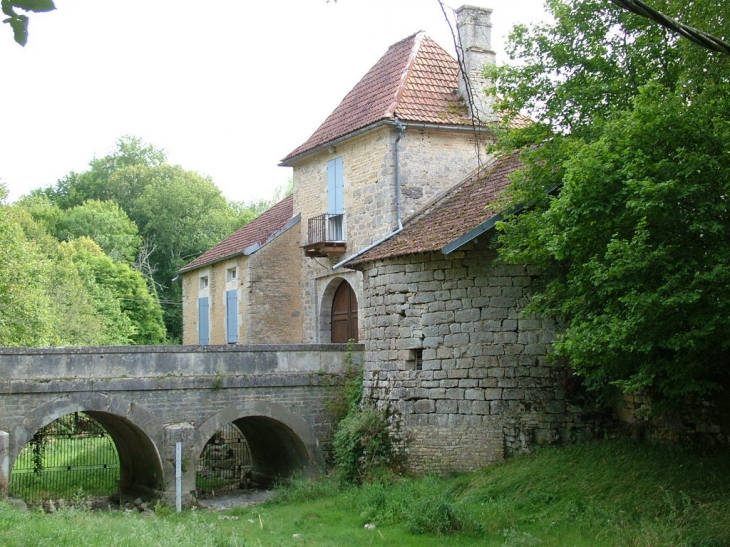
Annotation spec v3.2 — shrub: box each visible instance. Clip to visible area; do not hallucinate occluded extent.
[332,406,394,484]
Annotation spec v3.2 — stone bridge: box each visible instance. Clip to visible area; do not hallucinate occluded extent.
[0,344,362,502]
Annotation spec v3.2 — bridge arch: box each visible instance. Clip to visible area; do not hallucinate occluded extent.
[193,400,325,487]
[11,394,164,497]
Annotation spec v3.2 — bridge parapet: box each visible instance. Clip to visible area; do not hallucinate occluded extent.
[0,343,361,381]
[0,343,364,502]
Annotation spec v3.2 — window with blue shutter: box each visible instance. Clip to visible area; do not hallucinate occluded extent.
[327,157,344,215]
[198,297,209,345]
[226,289,238,344]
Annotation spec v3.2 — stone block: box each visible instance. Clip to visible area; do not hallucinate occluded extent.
[464,389,484,400]
[413,399,436,414]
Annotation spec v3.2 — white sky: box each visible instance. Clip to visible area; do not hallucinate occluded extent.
[0,0,548,204]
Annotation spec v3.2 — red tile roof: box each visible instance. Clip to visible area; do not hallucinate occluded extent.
[347,154,520,266]
[282,32,472,164]
[180,195,295,273]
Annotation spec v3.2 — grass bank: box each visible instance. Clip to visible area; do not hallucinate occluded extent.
[1,439,728,546]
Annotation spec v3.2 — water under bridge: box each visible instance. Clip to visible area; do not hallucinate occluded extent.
[0,343,362,503]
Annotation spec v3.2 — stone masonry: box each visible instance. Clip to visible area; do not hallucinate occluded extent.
[293,125,490,343]
[0,344,361,500]
[359,241,596,473]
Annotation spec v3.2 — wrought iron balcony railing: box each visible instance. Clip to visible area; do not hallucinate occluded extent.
[304,213,346,257]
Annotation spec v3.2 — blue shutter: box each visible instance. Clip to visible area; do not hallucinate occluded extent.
[198,297,209,345]
[226,289,238,344]
[327,157,344,214]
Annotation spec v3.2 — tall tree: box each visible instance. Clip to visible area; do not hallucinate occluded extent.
[490,0,730,406]
[36,136,245,340]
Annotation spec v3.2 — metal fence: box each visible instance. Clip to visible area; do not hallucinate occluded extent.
[307,213,344,245]
[10,412,120,502]
[196,422,252,494]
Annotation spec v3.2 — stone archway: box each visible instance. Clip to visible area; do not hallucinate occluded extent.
[10,394,164,498]
[319,277,360,344]
[192,401,324,488]
[331,281,358,343]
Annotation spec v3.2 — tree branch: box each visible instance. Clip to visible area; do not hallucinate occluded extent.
[608,0,730,56]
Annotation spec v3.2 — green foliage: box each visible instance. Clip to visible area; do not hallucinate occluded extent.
[0,195,164,347]
[332,407,394,484]
[67,238,165,345]
[56,200,142,264]
[2,0,55,46]
[490,0,730,406]
[33,135,265,340]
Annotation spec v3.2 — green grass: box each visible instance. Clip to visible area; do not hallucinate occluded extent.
[10,436,119,501]
[1,439,728,546]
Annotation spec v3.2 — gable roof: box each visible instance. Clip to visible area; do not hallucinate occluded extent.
[347,153,520,266]
[179,195,296,273]
[281,32,472,164]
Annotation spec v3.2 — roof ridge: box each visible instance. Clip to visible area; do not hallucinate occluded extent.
[386,31,425,118]
[281,31,472,164]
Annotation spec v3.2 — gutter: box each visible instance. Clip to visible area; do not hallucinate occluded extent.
[280,119,492,167]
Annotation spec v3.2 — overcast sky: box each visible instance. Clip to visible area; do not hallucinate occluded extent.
[0,0,548,204]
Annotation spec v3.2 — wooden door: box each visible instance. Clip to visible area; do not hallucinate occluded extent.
[331,282,358,343]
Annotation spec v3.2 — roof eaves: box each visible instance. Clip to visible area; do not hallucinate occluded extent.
[442,182,561,254]
[280,120,394,166]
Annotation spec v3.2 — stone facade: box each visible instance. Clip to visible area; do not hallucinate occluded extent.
[357,241,596,473]
[244,223,303,344]
[181,218,302,345]
[292,125,490,343]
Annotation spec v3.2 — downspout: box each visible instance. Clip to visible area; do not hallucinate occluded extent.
[333,119,407,270]
[394,117,405,230]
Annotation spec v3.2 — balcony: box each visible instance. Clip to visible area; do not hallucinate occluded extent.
[303,213,346,258]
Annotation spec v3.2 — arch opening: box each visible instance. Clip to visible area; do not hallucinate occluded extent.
[320,277,359,343]
[232,416,312,487]
[11,403,164,503]
[196,422,252,494]
[10,412,119,503]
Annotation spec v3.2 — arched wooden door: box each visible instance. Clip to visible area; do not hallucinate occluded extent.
[331,281,358,343]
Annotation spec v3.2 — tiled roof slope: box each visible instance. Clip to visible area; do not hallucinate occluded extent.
[282,33,470,163]
[348,154,520,266]
[180,195,294,273]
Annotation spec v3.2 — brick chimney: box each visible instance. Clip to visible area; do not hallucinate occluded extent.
[456,5,497,122]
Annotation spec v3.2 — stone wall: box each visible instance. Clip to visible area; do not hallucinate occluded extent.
[246,223,303,344]
[181,223,302,345]
[357,241,597,473]
[291,124,492,342]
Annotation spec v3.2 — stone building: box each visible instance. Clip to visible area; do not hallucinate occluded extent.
[347,155,596,473]
[179,196,302,345]
[182,5,509,347]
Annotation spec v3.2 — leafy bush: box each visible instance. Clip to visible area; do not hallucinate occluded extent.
[332,406,393,484]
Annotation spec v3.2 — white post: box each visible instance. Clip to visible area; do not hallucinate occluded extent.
[175,441,182,512]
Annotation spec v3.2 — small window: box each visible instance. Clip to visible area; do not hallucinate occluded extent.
[199,276,209,290]
[407,348,424,371]
[226,267,237,281]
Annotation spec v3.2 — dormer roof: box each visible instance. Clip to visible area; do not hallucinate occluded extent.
[179,195,297,273]
[281,32,472,165]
